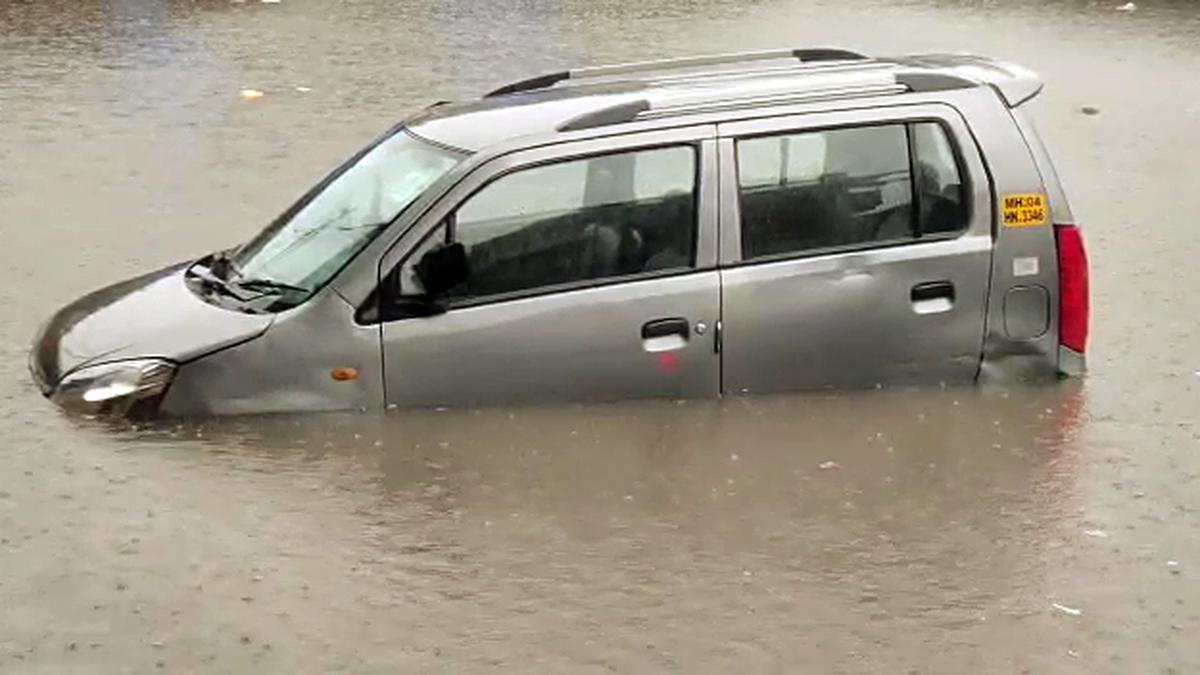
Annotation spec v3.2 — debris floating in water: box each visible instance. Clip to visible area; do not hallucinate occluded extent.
[818,461,842,471]
[1052,603,1082,616]
[295,86,312,93]
[1080,105,1101,115]
[1167,560,1181,574]
[1083,529,1109,538]
[1115,2,1137,11]
[240,89,265,100]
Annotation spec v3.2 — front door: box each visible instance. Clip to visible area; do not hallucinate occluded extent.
[717,105,994,393]
[377,128,721,408]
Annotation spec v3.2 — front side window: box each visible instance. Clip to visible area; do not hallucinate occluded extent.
[231,129,465,301]
[737,122,967,260]
[404,145,697,301]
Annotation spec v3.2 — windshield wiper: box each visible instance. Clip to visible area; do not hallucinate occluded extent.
[233,277,311,295]
[208,250,243,282]
[187,261,252,301]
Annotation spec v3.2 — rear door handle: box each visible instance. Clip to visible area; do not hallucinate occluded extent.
[911,281,955,314]
[642,317,690,340]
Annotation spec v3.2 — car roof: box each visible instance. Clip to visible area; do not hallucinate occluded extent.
[407,49,1043,152]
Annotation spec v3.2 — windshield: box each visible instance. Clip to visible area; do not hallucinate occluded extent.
[230,129,464,298]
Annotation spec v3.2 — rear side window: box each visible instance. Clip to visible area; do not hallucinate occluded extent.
[403,146,697,301]
[736,122,967,260]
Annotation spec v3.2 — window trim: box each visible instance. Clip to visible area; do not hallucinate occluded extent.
[718,229,969,271]
[908,119,972,238]
[383,140,709,316]
[444,265,718,312]
[718,105,983,267]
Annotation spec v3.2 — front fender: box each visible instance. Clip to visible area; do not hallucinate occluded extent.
[159,291,383,417]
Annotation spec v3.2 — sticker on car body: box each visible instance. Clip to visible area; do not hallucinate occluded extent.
[1002,193,1048,227]
[1013,256,1040,277]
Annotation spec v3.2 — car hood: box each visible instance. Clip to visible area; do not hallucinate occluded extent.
[30,263,274,391]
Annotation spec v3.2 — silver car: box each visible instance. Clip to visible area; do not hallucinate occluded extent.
[29,48,1089,417]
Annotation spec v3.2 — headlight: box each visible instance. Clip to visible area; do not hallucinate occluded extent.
[53,359,176,417]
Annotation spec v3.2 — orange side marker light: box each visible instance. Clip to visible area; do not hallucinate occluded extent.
[331,367,359,382]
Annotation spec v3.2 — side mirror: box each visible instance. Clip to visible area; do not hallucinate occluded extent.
[414,242,469,297]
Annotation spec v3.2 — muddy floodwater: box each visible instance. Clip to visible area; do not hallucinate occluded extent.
[2,0,1200,672]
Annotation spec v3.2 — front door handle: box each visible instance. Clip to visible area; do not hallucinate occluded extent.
[641,317,691,354]
[911,281,955,314]
[642,317,690,340]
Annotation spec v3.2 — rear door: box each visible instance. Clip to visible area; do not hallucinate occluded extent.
[716,104,993,393]
[375,126,721,407]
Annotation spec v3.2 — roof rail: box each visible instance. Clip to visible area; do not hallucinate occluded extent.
[556,80,904,132]
[558,100,652,132]
[550,65,987,133]
[486,47,868,98]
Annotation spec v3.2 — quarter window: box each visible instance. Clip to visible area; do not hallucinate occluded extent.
[736,122,967,260]
[912,122,968,235]
[405,146,697,300]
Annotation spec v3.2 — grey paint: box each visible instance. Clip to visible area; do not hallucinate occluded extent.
[1003,286,1050,339]
[29,264,273,390]
[30,51,1079,416]
[376,128,720,408]
[1058,346,1086,377]
[716,104,994,392]
[896,54,1044,107]
[1009,104,1085,376]
[721,236,993,391]
[160,289,382,416]
[948,88,1066,382]
[381,273,721,407]
[1010,106,1075,226]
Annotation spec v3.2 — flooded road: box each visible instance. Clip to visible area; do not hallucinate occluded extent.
[2,0,1200,671]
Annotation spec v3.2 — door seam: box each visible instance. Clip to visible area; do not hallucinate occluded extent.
[714,136,726,398]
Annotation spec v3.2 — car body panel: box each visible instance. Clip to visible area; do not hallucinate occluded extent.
[716,103,994,392]
[29,264,273,391]
[29,52,1081,417]
[159,290,382,416]
[374,128,721,407]
[949,90,1066,381]
[381,272,721,407]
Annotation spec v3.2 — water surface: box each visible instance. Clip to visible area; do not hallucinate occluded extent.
[2,0,1199,671]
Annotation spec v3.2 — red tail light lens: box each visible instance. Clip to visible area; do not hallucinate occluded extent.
[1055,224,1090,353]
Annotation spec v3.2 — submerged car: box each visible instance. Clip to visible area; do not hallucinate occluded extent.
[29,48,1089,418]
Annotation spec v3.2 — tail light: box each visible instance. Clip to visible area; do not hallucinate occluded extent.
[1055,224,1090,353]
